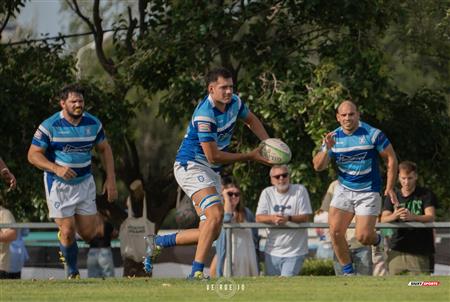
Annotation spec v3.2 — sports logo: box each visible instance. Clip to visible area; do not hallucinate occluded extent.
[54,202,61,209]
[408,281,440,287]
[198,122,211,133]
[337,152,367,163]
[63,144,92,153]
[197,175,205,182]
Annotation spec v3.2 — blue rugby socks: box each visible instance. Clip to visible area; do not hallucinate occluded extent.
[59,240,79,275]
[155,233,177,248]
[189,260,205,277]
[342,263,354,274]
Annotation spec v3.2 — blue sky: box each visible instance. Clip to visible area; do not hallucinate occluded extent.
[16,0,65,36]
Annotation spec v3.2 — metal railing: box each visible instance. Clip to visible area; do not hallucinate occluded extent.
[1,222,450,277]
[222,222,450,277]
[0,223,58,229]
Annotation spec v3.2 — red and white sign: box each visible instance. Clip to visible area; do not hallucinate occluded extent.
[408,281,440,287]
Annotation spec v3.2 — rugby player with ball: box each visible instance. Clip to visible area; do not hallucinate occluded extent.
[144,67,274,280]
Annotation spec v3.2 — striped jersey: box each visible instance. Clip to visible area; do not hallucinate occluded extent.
[175,94,249,171]
[31,111,105,186]
[327,121,391,192]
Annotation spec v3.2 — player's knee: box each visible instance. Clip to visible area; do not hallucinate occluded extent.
[356,233,372,245]
[329,228,346,241]
[59,227,76,243]
[205,204,224,226]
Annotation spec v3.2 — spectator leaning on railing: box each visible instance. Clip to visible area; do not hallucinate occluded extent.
[381,161,437,275]
[0,157,18,279]
[256,165,312,277]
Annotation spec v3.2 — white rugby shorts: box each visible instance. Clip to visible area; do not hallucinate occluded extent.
[45,175,97,218]
[330,182,381,216]
[174,161,223,222]
[174,161,222,198]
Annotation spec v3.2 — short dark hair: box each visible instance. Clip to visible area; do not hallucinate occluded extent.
[205,67,232,86]
[399,160,417,174]
[59,83,85,101]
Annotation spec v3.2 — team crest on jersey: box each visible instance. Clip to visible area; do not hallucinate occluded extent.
[33,129,43,140]
[198,122,211,133]
[54,202,61,209]
[359,136,366,144]
[197,175,205,182]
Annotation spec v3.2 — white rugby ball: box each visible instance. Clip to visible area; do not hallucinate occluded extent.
[260,138,292,164]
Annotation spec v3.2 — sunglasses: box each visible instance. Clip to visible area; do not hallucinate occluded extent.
[227,192,240,197]
[271,173,289,180]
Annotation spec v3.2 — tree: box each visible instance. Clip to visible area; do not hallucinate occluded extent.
[2,0,449,224]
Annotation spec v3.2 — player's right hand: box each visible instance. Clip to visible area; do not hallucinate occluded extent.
[249,145,272,166]
[55,165,77,180]
[323,132,336,150]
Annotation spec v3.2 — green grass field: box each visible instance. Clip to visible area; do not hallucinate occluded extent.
[0,276,448,302]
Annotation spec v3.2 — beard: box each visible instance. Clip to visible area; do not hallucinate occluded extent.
[275,183,289,193]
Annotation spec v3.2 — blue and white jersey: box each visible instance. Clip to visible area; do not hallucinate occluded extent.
[327,121,390,192]
[175,94,249,171]
[31,111,105,186]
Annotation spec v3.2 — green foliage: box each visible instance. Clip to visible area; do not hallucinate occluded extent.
[116,0,450,214]
[0,0,25,18]
[2,0,449,222]
[300,258,335,276]
[121,1,410,210]
[0,42,135,221]
[0,43,74,220]
[379,89,450,219]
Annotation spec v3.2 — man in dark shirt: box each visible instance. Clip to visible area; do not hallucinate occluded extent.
[381,161,437,275]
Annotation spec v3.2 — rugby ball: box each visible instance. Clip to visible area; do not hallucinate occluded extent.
[260,138,292,164]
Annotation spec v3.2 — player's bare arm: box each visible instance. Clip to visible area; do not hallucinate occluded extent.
[243,111,270,141]
[96,140,117,202]
[312,132,335,171]
[379,144,398,205]
[27,145,77,180]
[201,141,271,165]
[0,159,16,190]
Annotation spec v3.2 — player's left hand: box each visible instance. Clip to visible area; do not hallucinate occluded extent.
[103,178,118,202]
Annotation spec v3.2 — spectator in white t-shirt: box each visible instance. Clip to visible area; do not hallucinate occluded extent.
[256,165,312,276]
